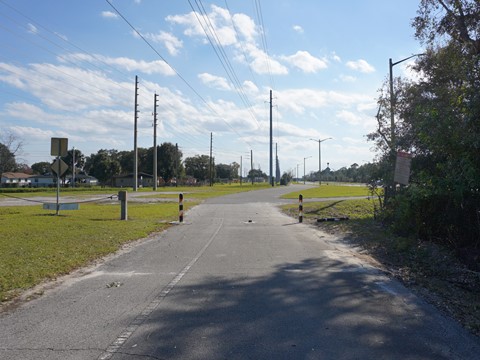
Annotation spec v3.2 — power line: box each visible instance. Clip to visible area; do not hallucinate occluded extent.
[104,0,255,150]
[253,0,275,89]
[188,0,260,128]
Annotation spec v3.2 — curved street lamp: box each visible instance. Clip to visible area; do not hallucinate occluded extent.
[389,54,424,152]
[388,53,424,198]
[310,137,332,185]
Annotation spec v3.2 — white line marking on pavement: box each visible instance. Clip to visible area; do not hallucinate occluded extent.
[97,218,224,360]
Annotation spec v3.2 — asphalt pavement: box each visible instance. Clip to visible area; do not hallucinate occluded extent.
[1,184,479,359]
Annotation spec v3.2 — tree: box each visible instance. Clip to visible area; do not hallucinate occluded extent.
[0,131,23,174]
[61,148,85,177]
[184,155,212,181]
[248,168,267,182]
[0,143,16,174]
[145,143,183,182]
[215,163,234,179]
[368,0,480,250]
[85,149,121,186]
[31,161,51,175]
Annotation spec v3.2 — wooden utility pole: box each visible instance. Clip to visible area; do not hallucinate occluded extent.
[269,90,274,187]
[209,132,213,186]
[251,149,253,185]
[153,93,158,191]
[133,75,139,191]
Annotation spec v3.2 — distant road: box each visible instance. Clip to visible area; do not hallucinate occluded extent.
[1,184,479,359]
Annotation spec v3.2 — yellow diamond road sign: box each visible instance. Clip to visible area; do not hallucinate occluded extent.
[51,158,69,177]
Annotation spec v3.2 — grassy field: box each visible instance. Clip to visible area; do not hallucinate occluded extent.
[0,183,269,303]
[280,183,371,199]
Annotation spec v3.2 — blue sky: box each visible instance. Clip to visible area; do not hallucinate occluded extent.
[0,0,424,177]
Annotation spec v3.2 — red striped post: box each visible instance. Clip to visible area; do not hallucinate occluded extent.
[179,193,184,223]
[299,194,303,223]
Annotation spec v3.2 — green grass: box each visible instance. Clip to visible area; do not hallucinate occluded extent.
[0,183,271,303]
[281,198,480,336]
[0,201,195,302]
[280,183,372,199]
[282,198,377,221]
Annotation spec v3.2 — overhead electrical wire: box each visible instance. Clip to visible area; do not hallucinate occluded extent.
[224,0,260,91]
[188,0,260,129]
[253,0,275,90]
[104,0,255,150]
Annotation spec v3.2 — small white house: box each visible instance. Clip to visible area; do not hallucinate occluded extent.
[0,172,32,187]
[29,175,56,188]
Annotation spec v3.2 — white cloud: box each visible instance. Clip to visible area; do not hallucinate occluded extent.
[166,5,237,46]
[336,110,361,125]
[281,51,328,73]
[293,25,304,34]
[242,80,258,94]
[339,74,356,82]
[27,23,38,34]
[58,53,176,76]
[144,31,183,56]
[275,88,372,114]
[101,11,118,19]
[198,73,231,91]
[331,52,341,62]
[346,59,375,73]
[232,13,257,41]
[244,43,288,75]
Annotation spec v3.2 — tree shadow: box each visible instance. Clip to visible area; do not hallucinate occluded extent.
[114,257,472,359]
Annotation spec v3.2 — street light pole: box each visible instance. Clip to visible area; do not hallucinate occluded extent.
[303,156,312,184]
[310,137,332,185]
[389,54,424,153]
[388,53,424,199]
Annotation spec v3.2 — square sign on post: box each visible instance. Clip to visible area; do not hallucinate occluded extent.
[51,137,68,157]
[394,151,412,185]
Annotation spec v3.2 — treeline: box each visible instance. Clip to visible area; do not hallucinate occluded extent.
[304,163,378,184]
[368,0,480,262]
[23,143,243,186]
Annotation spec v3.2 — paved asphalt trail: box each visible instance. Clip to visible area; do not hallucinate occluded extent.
[1,185,479,359]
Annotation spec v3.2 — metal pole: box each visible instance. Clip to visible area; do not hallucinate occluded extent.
[304,157,306,184]
[389,58,395,152]
[56,155,60,216]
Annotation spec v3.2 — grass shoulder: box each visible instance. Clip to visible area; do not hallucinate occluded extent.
[281,198,480,337]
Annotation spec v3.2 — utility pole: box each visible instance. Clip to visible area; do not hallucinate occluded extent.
[175,143,179,187]
[240,155,242,185]
[209,132,213,186]
[275,142,279,184]
[269,89,274,187]
[153,93,158,191]
[72,146,75,188]
[133,75,139,191]
[251,149,253,185]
